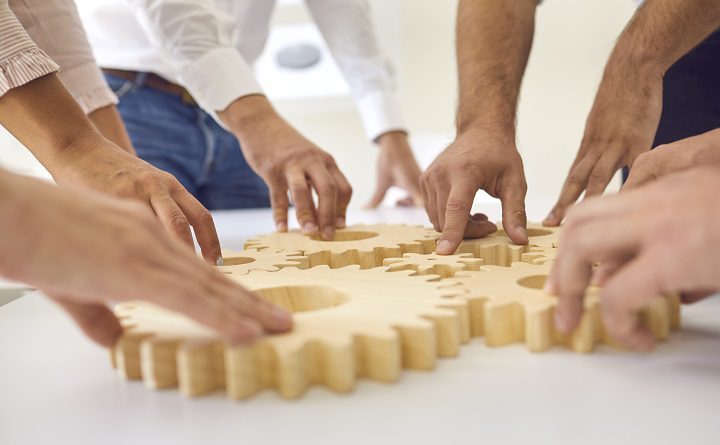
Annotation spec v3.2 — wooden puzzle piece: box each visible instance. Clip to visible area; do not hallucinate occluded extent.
[521,246,558,265]
[219,248,309,275]
[383,253,483,278]
[438,262,681,353]
[112,266,471,400]
[244,224,439,269]
[455,223,561,266]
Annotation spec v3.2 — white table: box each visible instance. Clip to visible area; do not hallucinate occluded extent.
[2,205,720,445]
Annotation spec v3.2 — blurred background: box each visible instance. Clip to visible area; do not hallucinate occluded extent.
[0,0,636,208]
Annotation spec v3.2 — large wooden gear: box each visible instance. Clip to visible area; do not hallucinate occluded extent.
[244,224,439,268]
[112,266,471,399]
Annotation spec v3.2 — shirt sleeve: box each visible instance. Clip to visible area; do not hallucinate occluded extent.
[9,0,117,114]
[0,0,58,98]
[305,0,406,142]
[125,0,263,117]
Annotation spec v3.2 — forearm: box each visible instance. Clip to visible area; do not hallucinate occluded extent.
[606,0,720,78]
[455,0,537,135]
[87,105,136,155]
[0,73,104,177]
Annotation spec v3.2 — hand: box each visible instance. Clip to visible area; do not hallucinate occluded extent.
[543,70,664,226]
[51,135,222,264]
[420,128,528,255]
[221,96,352,240]
[366,131,423,208]
[0,171,292,347]
[546,167,720,351]
[624,128,720,190]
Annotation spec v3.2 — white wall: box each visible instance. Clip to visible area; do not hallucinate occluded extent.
[0,0,637,209]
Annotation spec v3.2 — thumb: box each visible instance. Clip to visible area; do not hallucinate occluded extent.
[53,298,123,347]
[365,183,389,209]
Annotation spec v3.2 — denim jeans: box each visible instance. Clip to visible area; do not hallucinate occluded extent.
[623,29,720,181]
[105,73,270,210]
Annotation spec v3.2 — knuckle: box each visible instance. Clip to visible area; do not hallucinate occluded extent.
[445,198,469,213]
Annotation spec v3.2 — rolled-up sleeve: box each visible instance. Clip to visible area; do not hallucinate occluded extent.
[125,0,263,115]
[306,0,406,142]
[10,0,117,114]
[0,0,58,97]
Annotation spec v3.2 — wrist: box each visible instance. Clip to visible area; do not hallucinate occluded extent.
[456,121,516,146]
[377,130,409,148]
[219,94,282,139]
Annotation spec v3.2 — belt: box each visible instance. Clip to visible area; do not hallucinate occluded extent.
[102,68,197,106]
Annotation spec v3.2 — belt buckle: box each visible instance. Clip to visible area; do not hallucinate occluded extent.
[181,89,197,106]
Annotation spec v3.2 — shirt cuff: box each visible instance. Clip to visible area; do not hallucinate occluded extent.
[0,47,59,97]
[57,62,118,114]
[355,90,407,143]
[178,47,263,115]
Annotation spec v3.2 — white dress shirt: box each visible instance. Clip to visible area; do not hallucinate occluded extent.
[75,0,406,142]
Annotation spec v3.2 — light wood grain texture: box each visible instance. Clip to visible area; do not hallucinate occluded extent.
[219,248,309,274]
[112,266,471,399]
[244,224,439,268]
[441,262,680,352]
[456,223,561,266]
[383,253,483,278]
[521,246,558,265]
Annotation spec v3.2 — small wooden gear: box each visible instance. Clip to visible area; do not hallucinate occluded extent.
[244,224,439,269]
[440,262,681,352]
[383,252,483,278]
[111,266,471,400]
[521,246,558,265]
[219,248,309,275]
[455,223,561,266]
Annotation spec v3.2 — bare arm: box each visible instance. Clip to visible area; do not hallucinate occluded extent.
[421,0,538,254]
[87,105,136,155]
[544,0,720,226]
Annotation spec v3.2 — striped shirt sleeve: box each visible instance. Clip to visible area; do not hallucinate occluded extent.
[10,0,117,114]
[0,0,58,97]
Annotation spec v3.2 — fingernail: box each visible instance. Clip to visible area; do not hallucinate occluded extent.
[436,240,452,254]
[215,256,225,267]
[323,226,335,240]
[336,217,346,228]
[517,227,528,243]
[302,222,318,235]
[554,310,568,332]
[276,221,288,232]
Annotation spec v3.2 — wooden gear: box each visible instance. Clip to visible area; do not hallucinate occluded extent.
[455,223,561,266]
[383,252,483,278]
[244,224,438,268]
[219,248,309,275]
[111,266,471,399]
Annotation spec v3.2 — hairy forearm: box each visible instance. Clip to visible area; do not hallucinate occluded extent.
[455,0,537,135]
[0,74,103,177]
[87,105,136,155]
[607,0,720,77]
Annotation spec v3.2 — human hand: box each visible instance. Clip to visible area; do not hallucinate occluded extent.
[0,172,292,347]
[51,135,222,264]
[624,128,720,190]
[366,131,423,208]
[543,71,664,226]
[420,128,528,255]
[221,96,352,240]
[546,167,720,351]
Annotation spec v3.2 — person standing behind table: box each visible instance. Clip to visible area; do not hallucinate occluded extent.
[419,0,720,256]
[76,0,424,242]
[0,0,291,347]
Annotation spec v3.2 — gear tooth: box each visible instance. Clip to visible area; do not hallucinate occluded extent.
[524,306,554,352]
[438,300,471,343]
[421,307,462,357]
[177,341,225,396]
[140,338,180,389]
[392,319,437,370]
[641,297,671,341]
[668,293,681,330]
[484,302,524,346]
[114,331,154,380]
[274,342,312,399]
[318,340,356,393]
[354,331,401,382]
[225,341,275,400]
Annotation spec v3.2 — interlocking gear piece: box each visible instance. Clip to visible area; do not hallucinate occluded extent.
[438,262,680,352]
[244,224,439,269]
[456,223,561,266]
[383,253,483,278]
[111,266,471,400]
[219,248,309,275]
[521,246,558,265]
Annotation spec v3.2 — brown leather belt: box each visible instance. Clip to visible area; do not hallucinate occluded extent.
[102,68,197,106]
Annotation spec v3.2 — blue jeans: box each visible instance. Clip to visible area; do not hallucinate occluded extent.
[105,73,270,210]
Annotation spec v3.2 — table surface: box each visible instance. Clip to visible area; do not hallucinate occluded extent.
[2,203,720,445]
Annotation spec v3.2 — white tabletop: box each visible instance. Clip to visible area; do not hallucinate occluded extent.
[2,203,720,445]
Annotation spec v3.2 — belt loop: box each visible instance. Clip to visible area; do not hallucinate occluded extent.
[132,72,148,89]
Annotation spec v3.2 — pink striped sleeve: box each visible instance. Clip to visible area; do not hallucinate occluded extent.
[0,0,58,97]
[10,0,117,113]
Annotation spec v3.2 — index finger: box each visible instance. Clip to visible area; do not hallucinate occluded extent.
[174,189,222,264]
[436,184,475,255]
[544,155,595,226]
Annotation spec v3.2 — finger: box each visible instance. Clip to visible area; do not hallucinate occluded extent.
[286,170,318,236]
[681,290,715,305]
[584,154,621,198]
[307,166,338,240]
[173,189,222,264]
[463,217,498,239]
[436,184,475,255]
[500,181,528,245]
[543,156,596,226]
[213,275,293,333]
[436,186,450,230]
[422,178,440,232]
[366,182,389,209]
[329,166,352,228]
[396,196,415,207]
[150,196,194,249]
[601,253,662,351]
[55,300,123,347]
[622,167,655,191]
[268,178,290,232]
